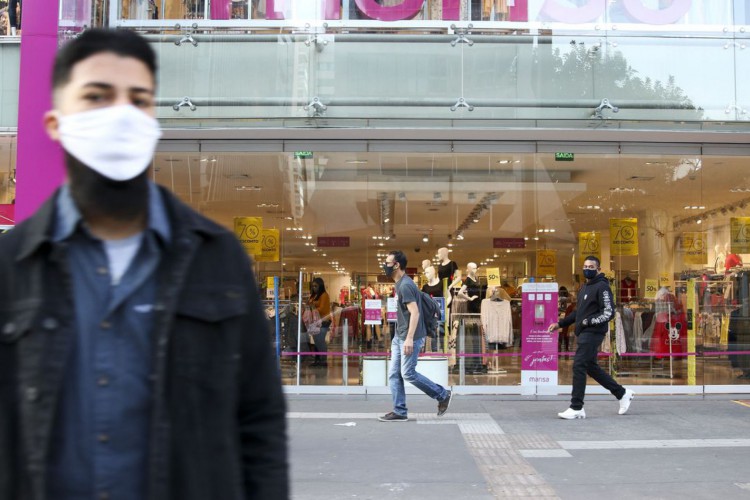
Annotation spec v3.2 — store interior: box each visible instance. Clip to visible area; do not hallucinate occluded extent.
[146,146,750,387]
[1,135,749,387]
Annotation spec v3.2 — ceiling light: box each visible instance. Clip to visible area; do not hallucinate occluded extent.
[497,160,510,164]
[696,219,702,224]
[456,234,464,240]
[383,218,390,223]
[422,234,429,242]
[345,159,368,164]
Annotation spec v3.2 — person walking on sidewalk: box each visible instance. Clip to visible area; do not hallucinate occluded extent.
[379,250,452,422]
[547,256,634,419]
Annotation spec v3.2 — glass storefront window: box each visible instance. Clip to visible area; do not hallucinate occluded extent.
[0,136,16,203]
[152,144,750,389]
[143,31,745,126]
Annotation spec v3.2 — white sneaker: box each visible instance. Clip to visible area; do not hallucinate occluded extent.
[558,408,586,419]
[618,388,635,415]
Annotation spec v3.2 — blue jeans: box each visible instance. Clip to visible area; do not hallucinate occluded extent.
[388,336,449,416]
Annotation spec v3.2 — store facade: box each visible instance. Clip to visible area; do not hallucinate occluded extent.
[8,0,750,393]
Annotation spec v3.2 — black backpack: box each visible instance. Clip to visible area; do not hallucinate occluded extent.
[419,291,441,338]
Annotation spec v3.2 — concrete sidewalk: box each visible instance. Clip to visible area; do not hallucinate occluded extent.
[287,393,750,499]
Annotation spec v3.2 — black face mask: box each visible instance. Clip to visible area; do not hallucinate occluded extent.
[66,152,149,222]
[383,263,397,278]
[583,269,598,280]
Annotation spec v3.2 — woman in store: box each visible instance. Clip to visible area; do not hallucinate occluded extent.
[308,277,332,367]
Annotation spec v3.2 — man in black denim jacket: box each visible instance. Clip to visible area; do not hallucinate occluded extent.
[548,256,634,420]
[0,29,287,499]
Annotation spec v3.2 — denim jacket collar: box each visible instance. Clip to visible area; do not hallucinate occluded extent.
[16,183,226,262]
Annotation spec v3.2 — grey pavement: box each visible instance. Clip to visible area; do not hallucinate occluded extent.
[287,393,750,499]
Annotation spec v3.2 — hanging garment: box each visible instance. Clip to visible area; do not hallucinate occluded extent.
[480,298,513,344]
[651,310,688,359]
[615,310,626,355]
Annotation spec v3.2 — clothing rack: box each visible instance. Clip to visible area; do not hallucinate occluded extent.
[451,313,483,384]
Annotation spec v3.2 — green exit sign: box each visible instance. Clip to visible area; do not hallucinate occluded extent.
[555,152,574,161]
[294,151,313,159]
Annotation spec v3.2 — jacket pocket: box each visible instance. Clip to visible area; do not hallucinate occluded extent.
[172,285,247,384]
[0,306,35,344]
[0,305,36,384]
[176,285,247,323]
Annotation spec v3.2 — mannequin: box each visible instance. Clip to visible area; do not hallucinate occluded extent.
[421,266,442,296]
[458,262,484,373]
[458,263,480,308]
[715,244,726,274]
[724,242,743,273]
[437,247,459,283]
[446,269,463,306]
[422,266,444,352]
[421,259,432,272]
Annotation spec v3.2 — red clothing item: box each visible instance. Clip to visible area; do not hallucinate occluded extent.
[651,311,687,359]
[725,253,743,272]
[619,278,636,303]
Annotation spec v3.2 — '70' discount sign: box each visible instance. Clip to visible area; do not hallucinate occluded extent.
[730,217,750,254]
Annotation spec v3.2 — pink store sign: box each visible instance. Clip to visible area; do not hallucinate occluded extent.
[264,0,697,25]
[364,299,383,325]
[521,282,558,392]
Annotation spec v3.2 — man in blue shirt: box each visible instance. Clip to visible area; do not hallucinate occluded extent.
[0,29,287,499]
[379,250,452,422]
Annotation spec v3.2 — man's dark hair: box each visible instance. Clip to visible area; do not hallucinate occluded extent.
[52,29,157,90]
[584,255,601,268]
[389,250,407,269]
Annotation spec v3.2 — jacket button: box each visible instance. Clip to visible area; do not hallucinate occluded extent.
[25,387,39,402]
[42,317,59,330]
[2,322,16,336]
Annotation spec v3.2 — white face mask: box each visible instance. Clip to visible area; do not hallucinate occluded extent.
[57,105,162,181]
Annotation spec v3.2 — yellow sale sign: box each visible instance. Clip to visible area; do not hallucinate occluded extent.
[486,267,501,288]
[730,217,750,253]
[234,217,263,256]
[256,229,280,262]
[681,232,706,265]
[536,250,557,276]
[610,218,639,256]
[578,232,601,265]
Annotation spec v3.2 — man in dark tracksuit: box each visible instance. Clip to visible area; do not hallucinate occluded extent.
[548,256,635,419]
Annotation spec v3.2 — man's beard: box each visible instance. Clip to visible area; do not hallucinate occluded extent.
[65,152,149,221]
